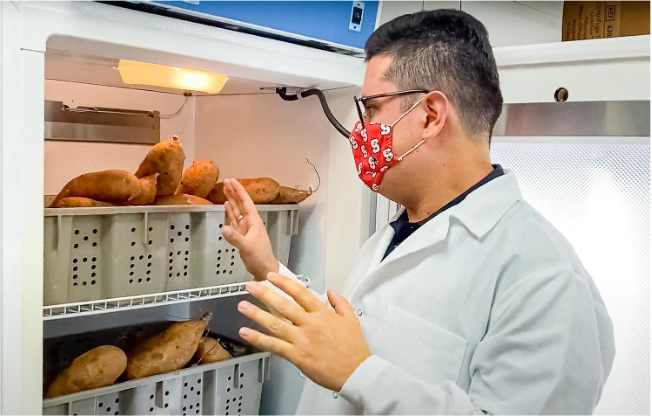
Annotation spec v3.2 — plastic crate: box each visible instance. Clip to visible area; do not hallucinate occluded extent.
[42,352,270,416]
[44,205,298,306]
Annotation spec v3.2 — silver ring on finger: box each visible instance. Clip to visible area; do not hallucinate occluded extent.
[237,214,244,223]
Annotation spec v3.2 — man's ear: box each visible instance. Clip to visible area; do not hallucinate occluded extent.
[423,91,449,140]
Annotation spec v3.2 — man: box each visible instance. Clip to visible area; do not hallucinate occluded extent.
[221,9,615,415]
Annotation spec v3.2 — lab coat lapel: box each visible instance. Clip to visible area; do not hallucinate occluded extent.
[342,213,398,297]
[380,212,453,266]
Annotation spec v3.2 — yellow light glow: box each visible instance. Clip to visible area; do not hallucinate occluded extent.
[118,60,228,94]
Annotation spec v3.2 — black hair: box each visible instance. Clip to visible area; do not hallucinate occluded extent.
[365,9,503,140]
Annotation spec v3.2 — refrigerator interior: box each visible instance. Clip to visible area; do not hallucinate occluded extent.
[42,33,364,415]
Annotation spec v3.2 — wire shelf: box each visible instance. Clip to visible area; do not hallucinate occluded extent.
[43,282,248,320]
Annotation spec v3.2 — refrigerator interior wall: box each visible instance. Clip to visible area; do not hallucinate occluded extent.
[492,137,650,415]
[44,80,197,195]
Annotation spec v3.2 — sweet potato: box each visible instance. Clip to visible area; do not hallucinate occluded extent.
[239,178,281,204]
[135,136,185,196]
[176,160,220,198]
[154,194,212,206]
[270,186,312,204]
[53,197,115,208]
[126,174,159,205]
[45,346,127,399]
[194,337,231,364]
[207,182,227,204]
[50,170,141,207]
[125,314,211,380]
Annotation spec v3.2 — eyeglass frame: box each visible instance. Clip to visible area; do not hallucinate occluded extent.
[353,89,431,127]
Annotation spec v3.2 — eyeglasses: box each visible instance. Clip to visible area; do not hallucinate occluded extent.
[353,89,430,126]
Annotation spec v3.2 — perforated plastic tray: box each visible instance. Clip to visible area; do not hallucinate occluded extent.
[44,205,299,306]
[42,352,270,416]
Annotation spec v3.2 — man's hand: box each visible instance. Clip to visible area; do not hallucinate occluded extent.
[222,178,279,281]
[238,273,372,392]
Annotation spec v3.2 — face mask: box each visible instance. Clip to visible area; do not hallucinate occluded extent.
[348,97,427,192]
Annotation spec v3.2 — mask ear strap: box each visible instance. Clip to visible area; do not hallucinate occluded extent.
[398,139,426,162]
[390,96,427,127]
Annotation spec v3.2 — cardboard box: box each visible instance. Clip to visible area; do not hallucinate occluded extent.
[562,1,650,41]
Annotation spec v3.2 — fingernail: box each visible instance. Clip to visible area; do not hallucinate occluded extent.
[239,327,251,337]
[246,281,260,293]
[238,301,252,312]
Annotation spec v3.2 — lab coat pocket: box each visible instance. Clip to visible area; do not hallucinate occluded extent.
[374,306,468,385]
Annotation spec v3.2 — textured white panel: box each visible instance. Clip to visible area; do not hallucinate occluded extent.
[491,142,650,415]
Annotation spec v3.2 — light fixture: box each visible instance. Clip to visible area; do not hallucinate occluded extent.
[118,60,228,94]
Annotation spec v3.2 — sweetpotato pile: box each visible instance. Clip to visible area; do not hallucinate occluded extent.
[49,135,314,207]
[43,315,235,399]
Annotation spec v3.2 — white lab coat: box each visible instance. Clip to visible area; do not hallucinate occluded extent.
[269,171,615,415]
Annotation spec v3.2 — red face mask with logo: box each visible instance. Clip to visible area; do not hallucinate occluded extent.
[348,96,427,192]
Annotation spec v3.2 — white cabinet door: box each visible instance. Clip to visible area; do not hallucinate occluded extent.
[380,0,461,24]
[379,1,563,47]
[461,1,563,47]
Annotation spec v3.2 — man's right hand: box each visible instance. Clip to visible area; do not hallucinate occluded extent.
[222,178,279,281]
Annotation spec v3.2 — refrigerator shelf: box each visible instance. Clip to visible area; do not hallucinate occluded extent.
[43,275,308,321]
[43,281,247,321]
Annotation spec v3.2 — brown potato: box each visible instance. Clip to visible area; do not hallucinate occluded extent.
[194,337,231,364]
[125,315,211,380]
[239,178,281,204]
[206,182,227,204]
[154,194,212,206]
[50,170,141,207]
[45,346,127,399]
[126,174,159,205]
[53,197,116,208]
[176,160,220,198]
[269,186,311,204]
[135,136,185,196]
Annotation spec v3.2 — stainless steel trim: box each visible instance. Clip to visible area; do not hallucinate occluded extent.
[493,101,650,137]
[44,100,160,144]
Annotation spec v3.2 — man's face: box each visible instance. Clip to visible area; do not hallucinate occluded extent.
[360,55,425,194]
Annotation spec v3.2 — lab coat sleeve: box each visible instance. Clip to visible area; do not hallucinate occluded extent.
[339,266,613,414]
[260,262,329,304]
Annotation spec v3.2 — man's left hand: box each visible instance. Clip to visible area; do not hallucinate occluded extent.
[237,273,372,392]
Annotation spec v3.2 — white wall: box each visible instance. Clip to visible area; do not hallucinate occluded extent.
[44,80,196,196]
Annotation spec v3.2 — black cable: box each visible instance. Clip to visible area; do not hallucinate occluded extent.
[276,87,350,138]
